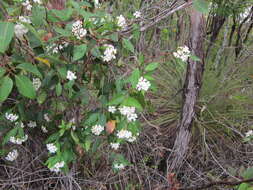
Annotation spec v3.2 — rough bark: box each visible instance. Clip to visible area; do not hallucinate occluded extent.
[167,8,205,175]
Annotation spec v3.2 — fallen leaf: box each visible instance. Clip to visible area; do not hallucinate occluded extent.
[106,120,116,134]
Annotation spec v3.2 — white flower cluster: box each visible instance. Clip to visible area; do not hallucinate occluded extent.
[41,126,48,133]
[9,135,28,145]
[32,78,41,91]
[114,163,125,170]
[133,11,141,18]
[44,113,50,122]
[108,106,117,113]
[116,129,138,142]
[22,0,42,11]
[5,113,19,122]
[66,70,77,81]
[102,44,117,62]
[46,143,57,154]
[14,16,31,38]
[91,124,104,135]
[46,42,68,54]
[5,149,19,162]
[27,121,37,128]
[136,77,151,91]
[246,130,253,137]
[72,20,87,40]
[19,16,31,24]
[22,0,32,11]
[173,46,191,62]
[116,15,127,29]
[49,161,65,173]
[110,142,120,150]
[116,129,132,139]
[119,106,138,122]
[108,106,138,122]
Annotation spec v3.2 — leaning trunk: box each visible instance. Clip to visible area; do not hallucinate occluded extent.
[167,8,205,176]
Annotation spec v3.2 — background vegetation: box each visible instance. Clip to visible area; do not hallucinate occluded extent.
[0,0,253,189]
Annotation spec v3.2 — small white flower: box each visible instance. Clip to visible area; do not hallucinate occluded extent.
[9,135,28,145]
[127,136,137,142]
[108,106,117,113]
[27,121,37,128]
[44,113,50,122]
[5,113,19,122]
[173,46,191,62]
[117,15,127,29]
[91,124,104,135]
[5,149,19,161]
[14,24,29,38]
[102,44,117,62]
[114,163,125,170]
[110,143,120,150]
[66,70,77,81]
[41,126,48,133]
[136,77,151,91]
[246,130,253,137]
[22,0,32,11]
[116,130,132,139]
[126,113,138,122]
[49,161,65,172]
[133,11,141,18]
[19,16,31,24]
[33,0,42,4]
[46,143,57,154]
[118,106,135,116]
[94,0,100,8]
[32,78,41,91]
[72,20,87,39]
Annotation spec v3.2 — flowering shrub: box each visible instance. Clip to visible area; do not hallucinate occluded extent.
[0,0,158,173]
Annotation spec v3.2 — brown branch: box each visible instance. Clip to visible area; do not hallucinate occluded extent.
[167,6,206,176]
[179,178,253,190]
[140,1,193,32]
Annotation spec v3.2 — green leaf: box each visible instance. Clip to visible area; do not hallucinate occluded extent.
[193,0,210,14]
[71,131,80,144]
[190,55,201,61]
[15,75,36,99]
[84,113,99,126]
[238,183,250,190]
[32,5,46,27]
[2,128,18,145]
[122,38,135,53]
[54,26,71,36]
[56,83,62,96]
[145,62,159,71]
[73,44,87,61]
[0,76,13,102]
[48,8,73,22]
[16,62,42,78]
[0,67,6,78]
[242,167,253,179]
[128,69,140,88]
[37,91,47,104]
[108,94,126,106]
[122,97,143,111]
[0,22,14,53]
[84,136,92,152]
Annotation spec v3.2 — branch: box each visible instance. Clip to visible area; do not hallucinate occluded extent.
[140,1,193,32]
[179,178,253,190]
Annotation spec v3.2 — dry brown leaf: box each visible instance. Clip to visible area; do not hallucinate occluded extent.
[106,120,116,134]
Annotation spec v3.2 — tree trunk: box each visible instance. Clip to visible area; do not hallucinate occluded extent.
[167,8,205,176]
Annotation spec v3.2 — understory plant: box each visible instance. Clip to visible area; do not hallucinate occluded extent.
[0,0,158,173]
